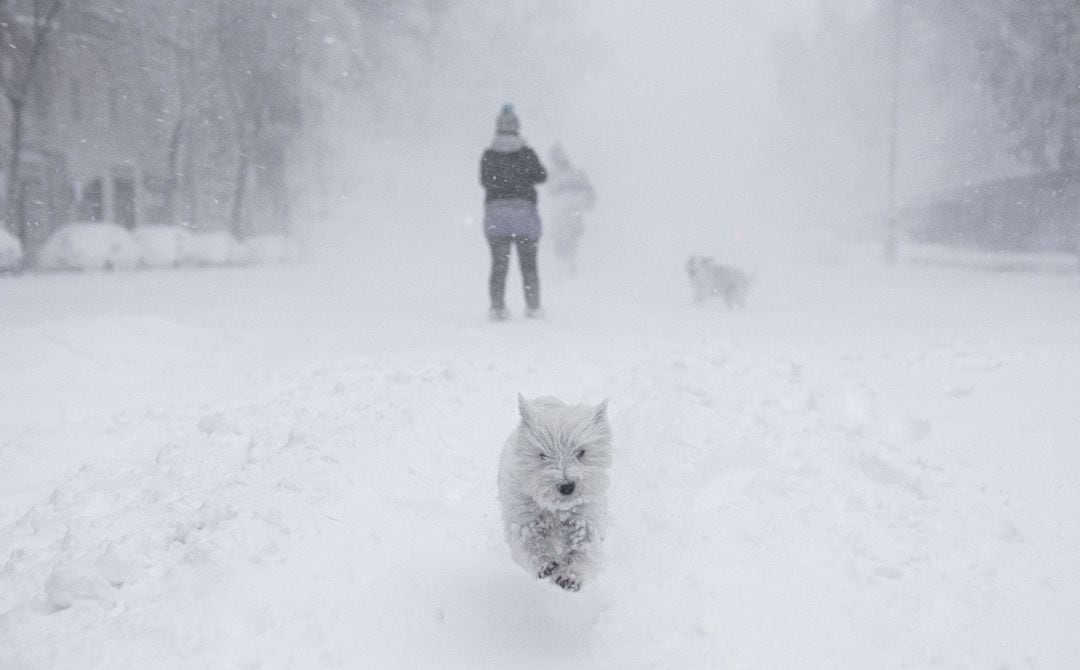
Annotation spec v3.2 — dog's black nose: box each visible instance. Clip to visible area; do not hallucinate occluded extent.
[558,482,576,496]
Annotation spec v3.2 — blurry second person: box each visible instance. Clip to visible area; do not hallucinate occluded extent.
[480,104,548,320]
[546,143,595,273]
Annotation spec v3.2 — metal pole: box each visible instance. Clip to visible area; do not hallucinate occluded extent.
[884,0,902,264]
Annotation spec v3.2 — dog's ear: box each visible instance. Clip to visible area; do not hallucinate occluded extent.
[591,399,610,428]
[518,393,535,428]
[589,399,612,442]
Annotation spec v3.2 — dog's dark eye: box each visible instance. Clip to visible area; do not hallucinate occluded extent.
[575,449,586,460]
[538,453,549,461]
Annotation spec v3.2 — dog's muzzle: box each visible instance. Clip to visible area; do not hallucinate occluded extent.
[557,482,576,496]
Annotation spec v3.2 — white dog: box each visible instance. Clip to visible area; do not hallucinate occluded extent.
[497,394,613,591]
[686,254,752,308]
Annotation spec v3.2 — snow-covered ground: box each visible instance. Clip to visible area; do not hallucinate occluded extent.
[1,223,1079,668]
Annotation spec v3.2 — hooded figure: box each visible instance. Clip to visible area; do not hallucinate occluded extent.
[480,104,548,320]
[546,143,595,273]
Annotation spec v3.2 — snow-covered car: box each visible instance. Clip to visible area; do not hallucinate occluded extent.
[238,233,302,265]
[133,224,193,268]
[0,226,23,271]
[37,222,143,272]
[181,230,241,266]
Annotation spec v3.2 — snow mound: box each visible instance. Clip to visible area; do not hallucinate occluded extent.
[238,234,302,265]
[44,564,116,611]
[181,230,240,266]
[0,226,22,271]
[37,222,143,272]
[133,225,192,268]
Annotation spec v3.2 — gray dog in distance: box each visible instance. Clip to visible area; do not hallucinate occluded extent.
[686,255,753,308]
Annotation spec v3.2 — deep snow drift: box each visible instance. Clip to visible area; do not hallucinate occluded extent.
[1,222,1079,668]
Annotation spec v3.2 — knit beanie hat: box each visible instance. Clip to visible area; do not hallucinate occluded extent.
[496,103,520,135]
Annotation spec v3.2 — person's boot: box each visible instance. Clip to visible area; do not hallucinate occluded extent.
[524,306,545,319]
[489,306,509,321]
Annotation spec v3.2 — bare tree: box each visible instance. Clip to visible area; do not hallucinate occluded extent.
[161,1,221,228]
[908,0,1080,261]
[214,0,305,238]
[977,1,1080,172]
[0,0,61,256]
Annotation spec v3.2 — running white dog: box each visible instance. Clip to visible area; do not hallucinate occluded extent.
[497,394,613,591]
[686,254,752,308]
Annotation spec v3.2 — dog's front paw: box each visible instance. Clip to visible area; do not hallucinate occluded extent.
[554,573,581,592]
[537,560,559,579]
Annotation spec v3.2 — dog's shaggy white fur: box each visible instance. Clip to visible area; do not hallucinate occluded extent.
[686,254,752,308]
[497,394,613,591]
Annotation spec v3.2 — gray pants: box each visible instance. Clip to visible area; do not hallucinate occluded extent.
[488,236,539,310]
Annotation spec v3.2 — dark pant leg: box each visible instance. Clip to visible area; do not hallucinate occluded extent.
[515,237,540,309]
[488,237,512,309]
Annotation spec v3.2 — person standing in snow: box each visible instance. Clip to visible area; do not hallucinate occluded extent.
[546,143,595,274]
[480,104,548,320]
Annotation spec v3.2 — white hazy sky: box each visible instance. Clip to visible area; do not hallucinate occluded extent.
[563,1,832,257]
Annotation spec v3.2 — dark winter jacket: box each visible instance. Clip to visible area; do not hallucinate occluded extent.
[481,144,548,204]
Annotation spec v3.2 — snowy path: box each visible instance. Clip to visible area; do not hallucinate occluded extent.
[2,252,1079,668]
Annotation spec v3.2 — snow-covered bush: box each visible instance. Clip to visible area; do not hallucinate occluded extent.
[238,234,302,265]
[38,222,143,272]
[181,230,240,266]
[0,226,23,271]
[133,224,193,268]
